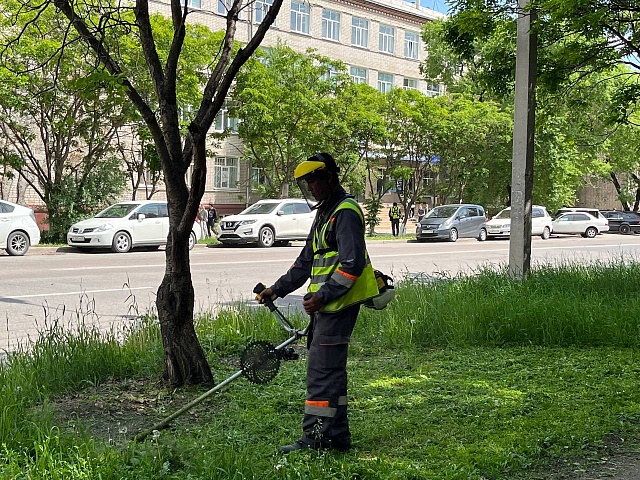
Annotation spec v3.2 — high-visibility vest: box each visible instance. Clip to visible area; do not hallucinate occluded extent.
[390,206,401,219]
[308,198,378,312]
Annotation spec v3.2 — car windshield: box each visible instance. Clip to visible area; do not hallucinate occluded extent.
[95,203,140,218]
[241,202,279,215]
[495,210,511,219]
[426,206,459,218]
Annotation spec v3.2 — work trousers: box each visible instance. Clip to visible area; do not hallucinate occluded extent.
[300,303,360,449]
[391,218,400,236]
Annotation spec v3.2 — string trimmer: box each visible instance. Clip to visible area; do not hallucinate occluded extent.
[134,283,310,442]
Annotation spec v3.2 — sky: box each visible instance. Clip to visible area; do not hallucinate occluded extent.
[417,0,451,14]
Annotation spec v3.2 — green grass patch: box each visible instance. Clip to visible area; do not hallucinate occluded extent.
[1,260,639,479]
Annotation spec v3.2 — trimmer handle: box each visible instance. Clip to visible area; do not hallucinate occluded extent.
[254,282,277,312]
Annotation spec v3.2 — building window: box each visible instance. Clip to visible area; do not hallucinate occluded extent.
[350,66,367,84]
[321,64,340,82]
[377,72,394,93]
[214,157,239,189]
[426,82,442,97]
[255,0,273,23]
[181,0,201,8]
[403,78,418,90]
[290,1,310,33]
[322,9,341,41]
[405,31,420,59]
[252,167,267,187]
[351,17,368,48]
[217,0,243,18]
[379,24,395,54]
[214,101,239,133]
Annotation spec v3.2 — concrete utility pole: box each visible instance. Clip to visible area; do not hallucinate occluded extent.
[508,0,537,279]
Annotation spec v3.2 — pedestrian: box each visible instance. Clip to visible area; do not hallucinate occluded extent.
[206,204,217,237]
[389,202,401,237]
[197,205,208,238]
[258,152,378,454]
[409,203,415,219]
[417,203,426,222]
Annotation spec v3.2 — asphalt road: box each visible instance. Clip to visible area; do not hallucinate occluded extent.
[2,233,640,353]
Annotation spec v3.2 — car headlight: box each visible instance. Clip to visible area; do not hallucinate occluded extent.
[239,220,256,226]
[95,223,114,232]
[439,220,451,229]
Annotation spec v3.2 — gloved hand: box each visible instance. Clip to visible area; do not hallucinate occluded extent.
[302,293,324,314]
[257,287,277,304]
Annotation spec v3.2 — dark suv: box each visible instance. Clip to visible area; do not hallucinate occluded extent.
[600,211,640,234]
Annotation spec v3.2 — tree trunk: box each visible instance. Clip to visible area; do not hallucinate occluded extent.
[610,172,631,211]
[156,225,213,387]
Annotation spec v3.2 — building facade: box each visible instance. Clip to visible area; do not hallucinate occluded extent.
[1,0,443,219]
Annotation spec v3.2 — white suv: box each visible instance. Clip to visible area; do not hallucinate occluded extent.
[479,205,553,241]
[0,200,41,256]
[67,200,201,253]
[218,199,316,247]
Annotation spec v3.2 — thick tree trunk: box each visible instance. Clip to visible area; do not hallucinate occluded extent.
[156,232,213,387]
[610,172,631,211]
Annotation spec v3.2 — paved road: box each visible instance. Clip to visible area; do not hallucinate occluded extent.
[2,234,640,352]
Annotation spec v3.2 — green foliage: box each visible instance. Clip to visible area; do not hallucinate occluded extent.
[2,262,640,478]
[362,197,382,235]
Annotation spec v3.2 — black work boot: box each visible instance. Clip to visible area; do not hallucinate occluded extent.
[280,440,312,454]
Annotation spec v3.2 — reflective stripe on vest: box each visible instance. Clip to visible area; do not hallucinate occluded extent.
[309,198,378,312]
[390,206,401,219]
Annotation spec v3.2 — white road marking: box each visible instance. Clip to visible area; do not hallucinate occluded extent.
[3,286,155,300]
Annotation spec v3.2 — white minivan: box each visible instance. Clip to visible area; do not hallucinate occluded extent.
[479,205,553,241]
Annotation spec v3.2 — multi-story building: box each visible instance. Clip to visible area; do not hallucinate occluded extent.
[1,0,444,220]
[153,0,445,213]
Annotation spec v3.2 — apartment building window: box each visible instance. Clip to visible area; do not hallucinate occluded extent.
[214,157,239,189]
[181,0,201,9]
[214,101,239,132]
[403,78,418,90]
[379,24,395,54]
[351,17,369,48]
[255,0,273,23]
[290,1,310,33]
[405,31,420,59]
[350,66,367,84]
[217,0,243,18]
[377,72,394,93]
[322,9,341,41]
[426,82,442,97]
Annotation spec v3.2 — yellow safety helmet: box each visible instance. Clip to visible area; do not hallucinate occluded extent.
[294,153,339,180]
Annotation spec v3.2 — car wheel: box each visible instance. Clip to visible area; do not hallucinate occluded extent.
[477,228,487,242]
[585,226,598,238]
[6,231,30,256]
[258,226,275,248]
[541,227,551,240]
[620,224,631,235]
[448,228,458,242]
[111,231,132,253]
[188,232,197,250]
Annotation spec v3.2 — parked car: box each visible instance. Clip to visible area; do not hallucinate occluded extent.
[479,205,553,241]
[551,212,609,238]
[218,198,316,247]
[554,207,604,219]
[415,204,486,242]
[600,210,640,234]
[67,200,202,253]
[0,200,41,256]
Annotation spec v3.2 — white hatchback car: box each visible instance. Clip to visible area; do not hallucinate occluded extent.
[551,212,609,238]
[218,198,316,247]
[67,200,201,253]
[479,205,553,241]
[0,200,41,256]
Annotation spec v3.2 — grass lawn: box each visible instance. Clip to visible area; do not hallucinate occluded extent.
[1,261,639,479]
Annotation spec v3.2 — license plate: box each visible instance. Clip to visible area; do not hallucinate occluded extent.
[422,229,434,234]
[489,230,502,234]
[71,236,85,242]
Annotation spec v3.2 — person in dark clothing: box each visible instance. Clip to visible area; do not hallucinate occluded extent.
[258,152,378,454]
[389,202,401,237]
[206,204,217,237]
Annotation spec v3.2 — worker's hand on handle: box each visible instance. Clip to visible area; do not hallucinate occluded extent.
[302,292,323,315]
[253,282,277,305]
